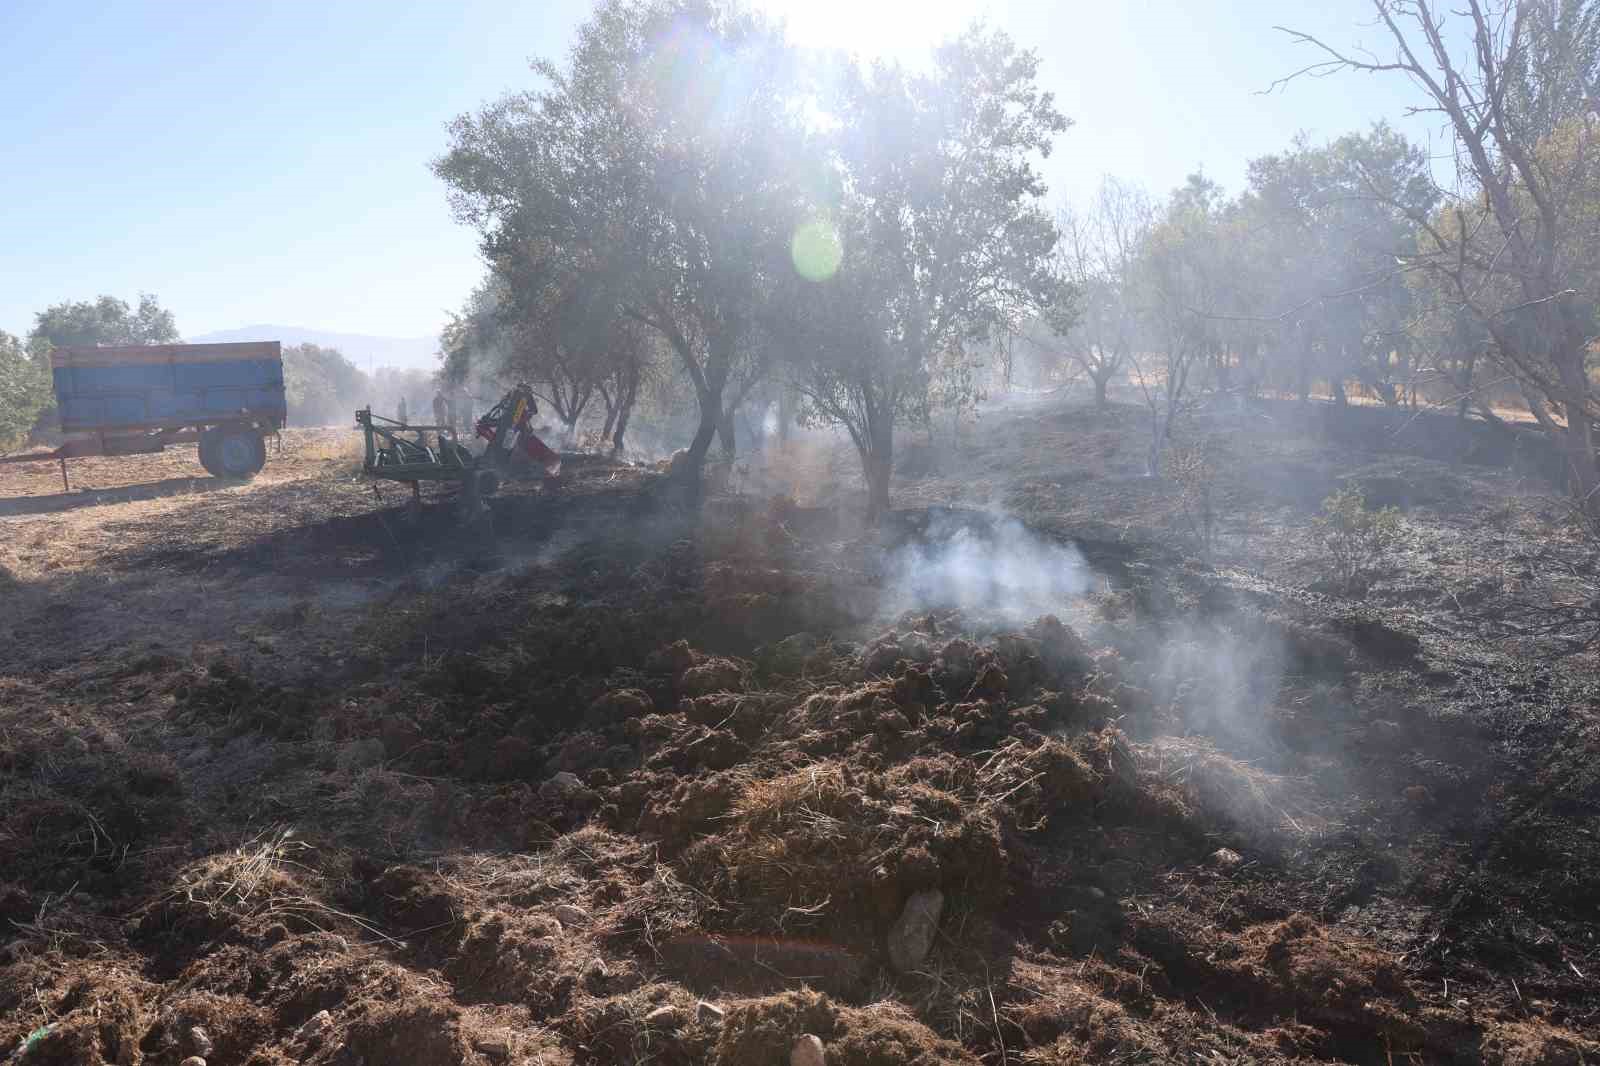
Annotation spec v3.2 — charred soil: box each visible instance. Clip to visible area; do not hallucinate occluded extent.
[1,407,1597,1065]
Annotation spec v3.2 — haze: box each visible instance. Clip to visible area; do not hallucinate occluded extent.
[0,0,1432,342]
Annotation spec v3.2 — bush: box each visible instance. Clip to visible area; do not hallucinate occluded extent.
[0,331,51,452]
[1314,486,1401,591]
[1164,435,1218,559]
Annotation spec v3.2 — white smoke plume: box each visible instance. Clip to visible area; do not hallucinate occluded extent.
[879,510,1095,620]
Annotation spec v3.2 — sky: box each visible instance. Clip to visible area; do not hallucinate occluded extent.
[0,0,1451,345]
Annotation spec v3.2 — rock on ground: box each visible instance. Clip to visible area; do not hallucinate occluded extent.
[791,1033,827,1066]
[887,889,945,973]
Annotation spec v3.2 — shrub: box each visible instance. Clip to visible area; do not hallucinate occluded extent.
[1164,435,1218,559]
[1314,486,1401,591]
[0,331,51,452]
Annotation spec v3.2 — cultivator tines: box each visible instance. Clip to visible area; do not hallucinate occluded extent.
[355,408,474,482]
[354,383,561,520]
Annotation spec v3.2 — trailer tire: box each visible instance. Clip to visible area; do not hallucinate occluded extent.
[198,428,222,476]
[214,430,266,479]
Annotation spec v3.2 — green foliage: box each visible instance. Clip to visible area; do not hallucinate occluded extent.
[281,343,369,427]
[1242,124,1434,404]
[0,330,51,451]
[27,293,179,354]
[1313,486,1402,592]
[436,0,806,470]
[783,24,1067,513]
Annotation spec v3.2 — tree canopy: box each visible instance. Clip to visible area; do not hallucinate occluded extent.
[782,26,1068,514]
[0,331,50,452]
[27,293,179,355]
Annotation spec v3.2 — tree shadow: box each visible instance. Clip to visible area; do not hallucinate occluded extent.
[0,476,232,517]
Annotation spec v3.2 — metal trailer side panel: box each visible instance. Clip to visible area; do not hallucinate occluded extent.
[51,344,286,434]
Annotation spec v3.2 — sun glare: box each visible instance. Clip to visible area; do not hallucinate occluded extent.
[758,0,995,59]
[791,218,844,281]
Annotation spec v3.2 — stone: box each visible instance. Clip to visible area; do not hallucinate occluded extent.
[179,1058,207,1066]
[886,889,945,973]
[540,771,585,800]
[473,1034,513,1058]
[791,1033,827,1066]
[189,1026,214,1056]
[553,903,589,928]
[1210,848,1243,867]
[645,1005,685,1030]
[696,1000,725,1025]
[295,1009,334,1045]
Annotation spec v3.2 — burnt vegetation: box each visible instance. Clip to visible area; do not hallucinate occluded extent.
[6,1,1600,1065]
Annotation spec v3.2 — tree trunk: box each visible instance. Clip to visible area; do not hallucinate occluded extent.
[1296,328,1313,404]
[777,386,793,444]
[865,445,892,520]
[856,410,895,522]
[1146,415,1166,477]
[717,408,737,458]
[683,385,720,479]
[1556,355,1600,514]
[611,383,635,456]
[1092,372,1109,409]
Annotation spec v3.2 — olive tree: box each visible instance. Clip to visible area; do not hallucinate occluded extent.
[436,0,807,479]
[1278,0,1600,510]
[1050,178,1152,408]
[783,27,1067,518]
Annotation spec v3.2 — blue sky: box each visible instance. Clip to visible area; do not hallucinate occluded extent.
[0,0,1446,344]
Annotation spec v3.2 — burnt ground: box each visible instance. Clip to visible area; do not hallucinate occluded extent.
[0,398,1597,1065]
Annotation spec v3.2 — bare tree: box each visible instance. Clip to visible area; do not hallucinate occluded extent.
[1132,174,1229,475]
[1277,0,1600,510]
[1050,178,1153,408]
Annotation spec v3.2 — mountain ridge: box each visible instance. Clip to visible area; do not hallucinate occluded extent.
[188,325,441,372]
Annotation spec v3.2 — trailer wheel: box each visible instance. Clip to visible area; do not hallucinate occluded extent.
[214,430,266,479]
[198,428,222,476]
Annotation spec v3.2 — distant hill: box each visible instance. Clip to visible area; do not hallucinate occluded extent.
[188,325,441,373]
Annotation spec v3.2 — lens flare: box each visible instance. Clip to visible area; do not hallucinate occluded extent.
[791,219,842,281]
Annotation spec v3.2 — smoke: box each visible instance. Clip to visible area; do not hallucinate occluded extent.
[1146,621,1288,748]
[879,510,1095,619]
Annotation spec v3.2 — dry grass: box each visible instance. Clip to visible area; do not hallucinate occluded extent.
[683,758,982,935]
[165,826,400,946]
[1145,736,1323,844]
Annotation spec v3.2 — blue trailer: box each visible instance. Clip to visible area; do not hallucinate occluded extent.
[0,341,285,488]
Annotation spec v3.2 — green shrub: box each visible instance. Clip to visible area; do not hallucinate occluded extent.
[1314,486,1401,591]
[0,331,51,452]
